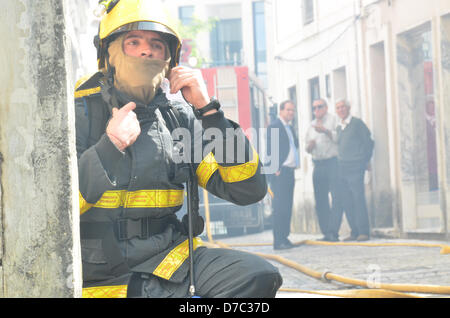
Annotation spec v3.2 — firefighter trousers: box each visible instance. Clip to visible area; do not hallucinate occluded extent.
[130,247,283,298]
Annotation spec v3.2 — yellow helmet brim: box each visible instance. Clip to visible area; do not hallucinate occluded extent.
[99,0,180,40]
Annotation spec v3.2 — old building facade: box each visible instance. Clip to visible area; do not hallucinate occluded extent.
[267,0,450,239]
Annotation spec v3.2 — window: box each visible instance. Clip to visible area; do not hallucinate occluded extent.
[309,77,320,119]
[178,6,195,65]
[288,85,299,132]
[179,6,194,26]
[253,1,267,87]
[325,74,331,98]
[210,19,243,67]
[288,85,297,106]
[333,67,347,104]
[302,0,314,26]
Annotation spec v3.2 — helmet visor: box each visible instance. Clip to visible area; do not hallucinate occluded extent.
[108,21,180,67]
[109,21,177,39]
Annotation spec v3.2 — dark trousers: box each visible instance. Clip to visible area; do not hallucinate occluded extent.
[329,160,370,238]
[271,166,295,246]
[135,247,283,298]
[312,157,338,237]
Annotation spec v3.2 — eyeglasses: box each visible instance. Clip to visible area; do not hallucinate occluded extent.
[313,104,325,110]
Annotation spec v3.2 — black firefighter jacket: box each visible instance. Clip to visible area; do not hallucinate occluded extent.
[74,73,267,297]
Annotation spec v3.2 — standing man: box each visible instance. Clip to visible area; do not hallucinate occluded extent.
[305,99,339,242]
[267,100,300,250]
[329,99,374,242]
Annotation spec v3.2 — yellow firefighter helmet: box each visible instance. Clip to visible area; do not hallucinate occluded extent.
[94,0,181,70]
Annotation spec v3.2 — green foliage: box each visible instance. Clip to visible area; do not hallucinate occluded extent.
[175,16,218,68]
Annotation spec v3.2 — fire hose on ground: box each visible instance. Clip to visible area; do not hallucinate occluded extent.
[201,189,450,298]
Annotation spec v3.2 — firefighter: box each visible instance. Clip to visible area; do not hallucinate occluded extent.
[76,0,282,298]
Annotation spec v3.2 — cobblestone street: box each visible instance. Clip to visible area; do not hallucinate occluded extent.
[209,230,450,298]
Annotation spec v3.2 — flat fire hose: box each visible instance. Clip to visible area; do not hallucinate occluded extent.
[202,190,450,297]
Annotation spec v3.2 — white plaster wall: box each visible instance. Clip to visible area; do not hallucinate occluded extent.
[0,0,81,297]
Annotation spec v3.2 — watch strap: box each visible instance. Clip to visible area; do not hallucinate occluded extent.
[194,99,221,118]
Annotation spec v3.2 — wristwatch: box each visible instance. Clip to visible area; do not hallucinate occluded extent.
[194,99,221,118]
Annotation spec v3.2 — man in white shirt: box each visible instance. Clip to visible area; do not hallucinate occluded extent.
[305,99,339,241]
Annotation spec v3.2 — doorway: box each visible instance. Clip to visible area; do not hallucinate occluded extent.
[369,42,394,229]
[396,22,443,232]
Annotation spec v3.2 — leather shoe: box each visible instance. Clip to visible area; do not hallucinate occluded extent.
[284,239,295,247]
[274,242,294,250]
[356,234,370,241]
[343,236,357,241]
[317,236,339,242]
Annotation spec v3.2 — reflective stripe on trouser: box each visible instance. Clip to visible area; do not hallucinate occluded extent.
[82,238,202,298]
[82,285,128,298]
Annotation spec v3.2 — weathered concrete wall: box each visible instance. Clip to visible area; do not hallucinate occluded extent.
[0,0,81,297]
[0,153,3,297]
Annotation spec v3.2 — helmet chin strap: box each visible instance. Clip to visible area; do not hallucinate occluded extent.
[103,49,116,85]
[98,49,122,112]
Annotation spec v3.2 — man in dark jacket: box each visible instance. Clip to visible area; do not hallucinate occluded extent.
[76,0,282,298]
[266,100,300,250]
[328,99,374,242]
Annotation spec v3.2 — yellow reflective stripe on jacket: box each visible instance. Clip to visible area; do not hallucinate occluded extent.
[124,189,184,208]
[82,285,127,298]
[75,74,92,90]
[79,189,185,215]
[153,238,202,280]
[196,148,260,188]
[196,152,219,188]
[79,192,94,215]
[74,86,101,99]
[218,148,259,183]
